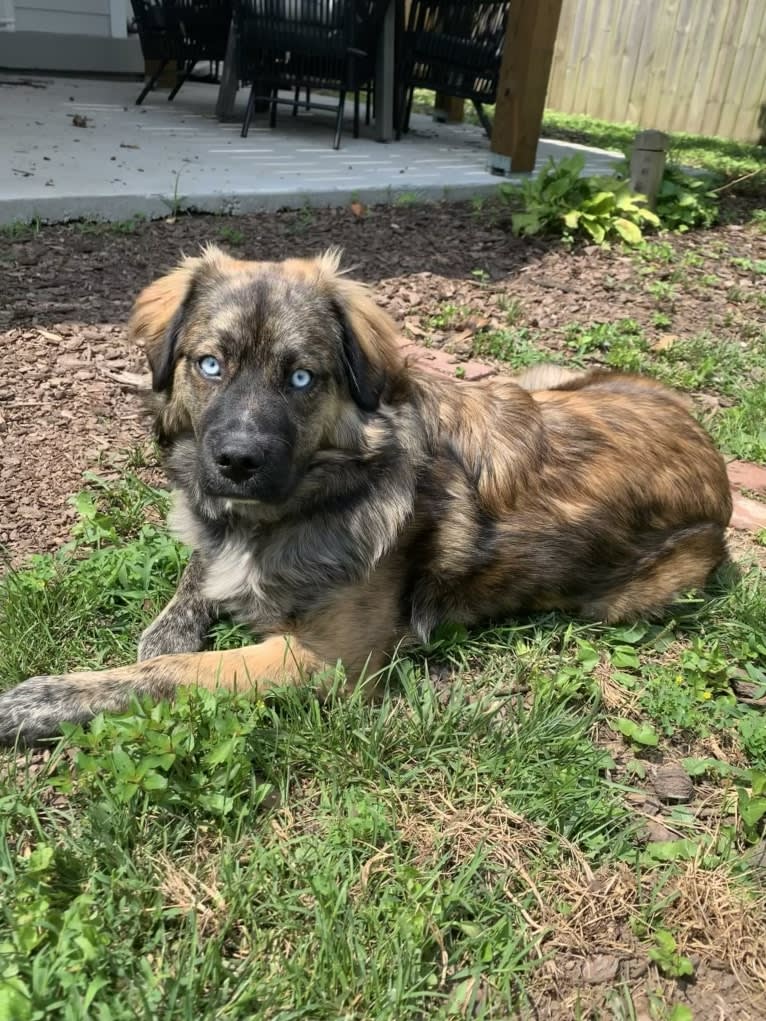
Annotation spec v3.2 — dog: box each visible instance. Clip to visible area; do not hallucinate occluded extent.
[0,246,732,742]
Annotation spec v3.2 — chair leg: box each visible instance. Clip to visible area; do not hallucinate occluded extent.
[404,87,414,132]
[353,90,360,138]
[395,82,405,139]
[168,60,196,102]
[365,85,372,126]
[269,86,278,129]
[241,83,257,138]
[396,83,413,139]
[305,86,311,110]
[333,89,346,149]
[136,59,167,105]
[473,100,492,138]
[293,84,300,116]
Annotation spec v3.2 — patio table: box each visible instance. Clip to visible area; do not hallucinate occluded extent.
[214,0,396,141]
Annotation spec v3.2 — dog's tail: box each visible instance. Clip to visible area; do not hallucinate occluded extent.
[511,364,588,392]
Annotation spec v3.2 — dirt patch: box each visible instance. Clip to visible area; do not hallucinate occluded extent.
[396,788,766,1020]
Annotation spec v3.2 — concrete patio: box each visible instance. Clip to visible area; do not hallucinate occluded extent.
[1,74,623,225]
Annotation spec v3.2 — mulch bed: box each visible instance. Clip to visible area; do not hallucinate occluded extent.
[1,200,764,561]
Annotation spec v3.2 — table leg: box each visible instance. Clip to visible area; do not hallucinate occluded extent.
[215,20,239,122]
[374,0,396,142]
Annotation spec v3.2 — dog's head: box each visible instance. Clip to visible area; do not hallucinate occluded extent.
[129,246,404,506]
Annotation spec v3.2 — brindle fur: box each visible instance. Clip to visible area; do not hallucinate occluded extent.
[0,246,732,742]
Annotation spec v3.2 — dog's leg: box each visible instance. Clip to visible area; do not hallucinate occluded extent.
[0,568,403,744]
[0,636,329,744]
[138,551,216,661]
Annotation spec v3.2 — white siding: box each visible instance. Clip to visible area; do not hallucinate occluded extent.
[15,0,111,36]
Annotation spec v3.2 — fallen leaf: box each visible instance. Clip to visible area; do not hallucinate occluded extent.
[651,334,677,351]
[350,201,366,219]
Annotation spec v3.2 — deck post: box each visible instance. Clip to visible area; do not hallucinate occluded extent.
[488,0,563,175]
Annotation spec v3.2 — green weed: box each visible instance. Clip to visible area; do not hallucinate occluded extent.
[472,327,549,369]
[218,225,245,245]
[0,216,42,241]
[564,318,649,372]
[648,929,694,979]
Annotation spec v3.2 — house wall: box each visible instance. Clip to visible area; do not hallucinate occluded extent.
[0,0,142,71]
[14,0,111,36]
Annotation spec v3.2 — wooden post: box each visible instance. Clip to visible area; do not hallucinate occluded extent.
[489,0,563,175]
[433,94,465,123]
[629,130,670,209]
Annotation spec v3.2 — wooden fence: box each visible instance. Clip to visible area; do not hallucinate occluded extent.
[546,0,766,142]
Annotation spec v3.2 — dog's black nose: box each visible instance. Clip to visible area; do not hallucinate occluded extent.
[214,441,265,482]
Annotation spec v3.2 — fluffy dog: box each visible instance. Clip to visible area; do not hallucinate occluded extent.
[0,247,732,741]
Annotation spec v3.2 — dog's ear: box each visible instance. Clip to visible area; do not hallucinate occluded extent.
[311,250,404,412]
[128,245,243,392]
[334,300,388,412]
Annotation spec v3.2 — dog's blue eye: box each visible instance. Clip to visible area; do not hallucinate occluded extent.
[290,369,313,390]
[198,355,222,379]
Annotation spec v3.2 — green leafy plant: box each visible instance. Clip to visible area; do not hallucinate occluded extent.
[737,769,766,843]
[218,224,245,245]
[648,929,694,978]
[504,155,659,245]
[472,326,548,369]
[564,318,649,372]
[668,1004,694,1021]
[611,717,659,748]
[655,165,719,232]
[61,688,272,823]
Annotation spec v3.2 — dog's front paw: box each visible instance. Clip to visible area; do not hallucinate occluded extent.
[0,675,94,744]
[137,604,213,661]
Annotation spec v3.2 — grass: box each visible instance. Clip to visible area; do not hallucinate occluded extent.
[541,111,765,186]
[2,464,766,1018]
[2,144,766,1013]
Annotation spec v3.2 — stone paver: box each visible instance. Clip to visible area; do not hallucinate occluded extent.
[399,341,496,381]
[728,459,766,533]
[727,460,766,495]
[730,494,766,532]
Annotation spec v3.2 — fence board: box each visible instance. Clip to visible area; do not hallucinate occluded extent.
[546,0,766,142]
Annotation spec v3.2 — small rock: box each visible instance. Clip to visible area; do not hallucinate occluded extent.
[744,839,766,872]
[652,763,694,804]
[582,954,619,984]
[624,957,649,979]
[643,818,678,843]
[731,493,766,532]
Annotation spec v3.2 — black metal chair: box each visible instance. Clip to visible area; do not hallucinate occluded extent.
[234,0,390,149]
[396,0,509,139]
[130,0,232,105]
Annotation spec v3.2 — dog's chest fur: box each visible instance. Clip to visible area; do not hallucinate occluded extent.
[168,478,417,630]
